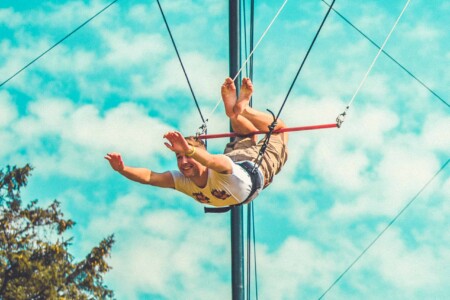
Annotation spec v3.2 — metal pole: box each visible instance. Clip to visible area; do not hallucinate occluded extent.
[229,0,244,299]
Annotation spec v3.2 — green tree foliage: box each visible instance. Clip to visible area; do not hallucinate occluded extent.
[0,165,115,299]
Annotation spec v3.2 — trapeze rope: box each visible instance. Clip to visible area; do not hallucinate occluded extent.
[273,0,336,123]
[234,0,289,83]
[318,158,449,299]
[247,202,259,300]
[337,0,412,127]
[0,0,118,88]
[247,202,254,300]
[242,0,249,78]
[156,0,206,123]
[197,0,339,172]
[251,201,259,300]
[250,0,336,172]
[242,2,258,298]
[197,1,338,142]
[200,0,289,135]
[321,0,449,108]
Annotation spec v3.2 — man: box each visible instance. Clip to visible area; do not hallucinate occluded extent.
[105,77,288,207]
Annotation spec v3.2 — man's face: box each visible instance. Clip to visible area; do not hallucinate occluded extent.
[176,153,204,177]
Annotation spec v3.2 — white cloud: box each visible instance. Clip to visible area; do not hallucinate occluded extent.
[157,0,223,16]
[311,137,370,191]
[0,7,24,27]
[0,91,18,126]
[45,1,106,29]
[102,30,169,68]
[252,211,450,299]
[143,53,227,101]
[367,229,449,291]
[35,46,97,75]
[15,97,74,137]
[422,113,450,152]
[313,127,441,219]
[0,2,118,92]
[403,21,441,43]
[79,192,231,299]
[257,237,331,298]
[7,98,172,179]
[375,144,439,211]
[0,91,19,158]
[127,4,153,22]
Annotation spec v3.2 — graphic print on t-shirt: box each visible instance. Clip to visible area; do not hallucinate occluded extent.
[211,189,231,200]
[192,192,210,204]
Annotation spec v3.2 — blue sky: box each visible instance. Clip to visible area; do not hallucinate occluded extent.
[1,0,449,299]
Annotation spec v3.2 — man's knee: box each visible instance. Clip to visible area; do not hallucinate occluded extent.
[276,119,286,129]
[281,132,288,144]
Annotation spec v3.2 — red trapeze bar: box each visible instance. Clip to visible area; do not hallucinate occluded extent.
[197,123,338,140]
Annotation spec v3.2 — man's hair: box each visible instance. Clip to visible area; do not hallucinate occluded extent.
[185,136,206,149]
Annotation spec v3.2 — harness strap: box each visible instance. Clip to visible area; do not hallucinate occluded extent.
[204,206,232,213]
[204,161,262,213]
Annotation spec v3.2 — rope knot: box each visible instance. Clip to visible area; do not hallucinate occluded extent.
[268,121,277,132]
[336,106,349,128]
[195,120,208,139]
[266,109,277,132]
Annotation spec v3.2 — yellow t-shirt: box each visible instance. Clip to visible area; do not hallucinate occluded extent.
[170,157,254,207]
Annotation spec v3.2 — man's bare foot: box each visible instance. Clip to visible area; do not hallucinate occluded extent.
[221,77,237,118]
[234,77,253,115]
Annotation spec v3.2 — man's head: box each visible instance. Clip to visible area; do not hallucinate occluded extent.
[176,136,206,178]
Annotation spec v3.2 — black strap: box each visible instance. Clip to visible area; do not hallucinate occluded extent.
[237,161,260,204]
[204,161,261,214]
[204,206,232,213]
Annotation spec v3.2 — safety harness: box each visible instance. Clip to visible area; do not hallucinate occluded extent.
[204,161,262,213]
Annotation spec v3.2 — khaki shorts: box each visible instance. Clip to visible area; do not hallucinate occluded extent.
[224,134,288,188]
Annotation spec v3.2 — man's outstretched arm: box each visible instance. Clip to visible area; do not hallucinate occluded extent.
[163,131,233,174]
[105,152,174,188]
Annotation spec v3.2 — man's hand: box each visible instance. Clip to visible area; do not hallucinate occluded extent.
[163,131,190,154]
[104,152,125,171]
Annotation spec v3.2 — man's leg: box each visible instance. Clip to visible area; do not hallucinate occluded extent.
[222,78,258,135]
[222,77,288,142]
[223,78,288,186]
[236,78,288,142]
